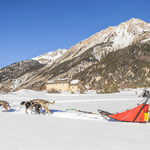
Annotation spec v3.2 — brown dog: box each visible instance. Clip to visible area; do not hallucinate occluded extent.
[0,100,10,112]
[30,99,55,115]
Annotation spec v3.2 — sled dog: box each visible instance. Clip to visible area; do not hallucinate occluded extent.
[20,101,41,114]
[0,100,10,112]
[30,99,55,115]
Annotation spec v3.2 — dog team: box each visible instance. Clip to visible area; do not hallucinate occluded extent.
[0,99,55,115]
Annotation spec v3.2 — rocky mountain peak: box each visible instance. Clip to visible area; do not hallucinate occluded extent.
[56,18,150,65]
[30,18,150,66]
[31,49,67,64]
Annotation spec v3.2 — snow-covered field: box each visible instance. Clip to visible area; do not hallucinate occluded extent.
[0,88,150,150]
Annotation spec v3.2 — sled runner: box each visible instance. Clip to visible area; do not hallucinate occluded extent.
[66,109,98,115]
[98,97,150,123]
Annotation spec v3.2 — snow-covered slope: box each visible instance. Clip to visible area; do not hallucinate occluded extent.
[32,49,67,64]
[57,18,150,63]
[31,18,150,65]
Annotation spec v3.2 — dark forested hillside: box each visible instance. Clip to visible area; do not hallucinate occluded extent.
[73,42,150,89]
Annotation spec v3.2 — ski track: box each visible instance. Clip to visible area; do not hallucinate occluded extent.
[0,102,106,122]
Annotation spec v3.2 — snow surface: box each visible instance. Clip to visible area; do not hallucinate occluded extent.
[0,88,150,150]
[142,38,150,43]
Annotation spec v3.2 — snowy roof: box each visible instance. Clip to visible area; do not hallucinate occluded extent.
[69,80,80,85]
[46,79,80,85]
[46,78,72,84]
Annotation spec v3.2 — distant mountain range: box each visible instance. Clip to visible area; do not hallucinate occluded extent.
[0,18,150,91]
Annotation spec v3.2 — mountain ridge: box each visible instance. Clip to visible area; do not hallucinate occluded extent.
[31,49,67,64]
[1,18,150,91]
[30,18,150,66]
[52,18,150,66]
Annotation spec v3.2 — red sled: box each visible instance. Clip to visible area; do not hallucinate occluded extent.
[98,98,150,123]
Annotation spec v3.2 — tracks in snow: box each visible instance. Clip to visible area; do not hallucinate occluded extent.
[0,102,106,122]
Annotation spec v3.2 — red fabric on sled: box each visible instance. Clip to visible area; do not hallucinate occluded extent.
[108,104,149,122]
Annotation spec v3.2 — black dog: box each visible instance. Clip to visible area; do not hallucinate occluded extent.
[20,101,41,114]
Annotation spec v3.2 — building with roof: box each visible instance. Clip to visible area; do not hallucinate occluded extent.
[45,78,85,92]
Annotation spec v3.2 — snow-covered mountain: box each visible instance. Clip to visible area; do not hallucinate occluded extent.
[57,18,150,63]
[32,49,67,64]
[31,18,150,66]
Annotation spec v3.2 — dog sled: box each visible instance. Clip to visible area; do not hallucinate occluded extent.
[98,95,150,123]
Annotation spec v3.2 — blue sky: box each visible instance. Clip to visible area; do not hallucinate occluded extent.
[0,0,150,68]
